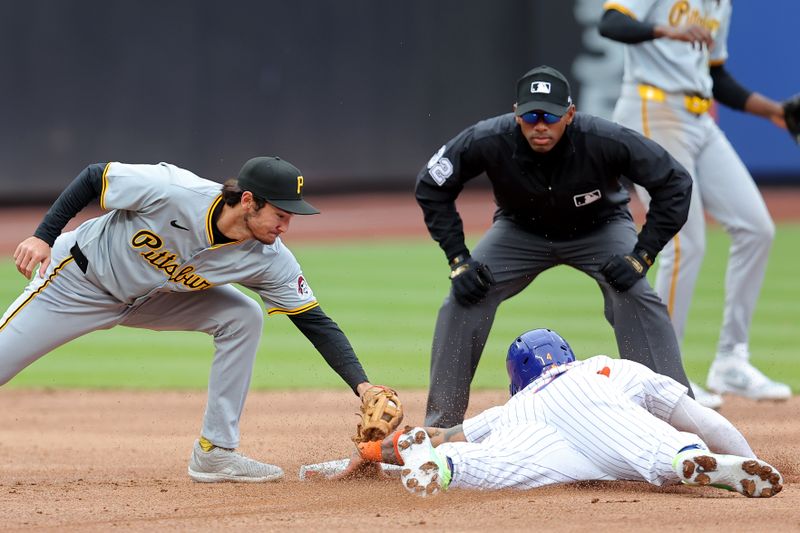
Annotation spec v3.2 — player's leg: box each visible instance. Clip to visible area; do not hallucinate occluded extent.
[695,127,788,399]
[120,285,264,449]
[565,221,691,390]
[0,240,127,385]
[424,219,553,427]
[614,86,709,348]
[538,372,701,485]
[119,286,281,482]
[438,423,612,490]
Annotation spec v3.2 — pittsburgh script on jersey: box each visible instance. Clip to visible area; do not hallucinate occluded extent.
[668,0,720,32]
[131,229,212,290]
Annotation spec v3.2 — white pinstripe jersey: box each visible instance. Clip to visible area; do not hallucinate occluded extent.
[69,162,318,315]
[604,0,731,96]
[463,356,688,443]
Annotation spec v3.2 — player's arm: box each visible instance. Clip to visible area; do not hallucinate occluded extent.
[288,306,370,395]
[416,126,496,304]
[14,163,106,279]
[710,65,786,128]
[359,424,466,466]
[599,6,713,47]
[415,127,485,262]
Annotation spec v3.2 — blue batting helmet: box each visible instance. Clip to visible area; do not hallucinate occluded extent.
[506,328,576,396]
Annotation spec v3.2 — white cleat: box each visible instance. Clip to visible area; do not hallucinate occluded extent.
[674,451,783,498]
[188,440,284,483]
[397,427,451,497]
[707,354,791,401]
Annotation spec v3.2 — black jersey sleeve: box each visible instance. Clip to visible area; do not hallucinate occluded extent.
[289,305,368,395]
[598,8,656,44]
[415,125,487,261]
[610,128,692,258]
[33,163,106,246]
[710,65,752,111]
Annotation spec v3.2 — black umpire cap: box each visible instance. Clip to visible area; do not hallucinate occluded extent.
[515,65,573,117]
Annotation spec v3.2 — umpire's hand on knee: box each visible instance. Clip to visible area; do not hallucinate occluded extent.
[449,255,495,305]
[600,249,653,292]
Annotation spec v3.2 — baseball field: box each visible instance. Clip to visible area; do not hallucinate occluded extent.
[1,190,799,531]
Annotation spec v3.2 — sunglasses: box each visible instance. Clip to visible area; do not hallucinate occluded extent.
[520,111,562,125]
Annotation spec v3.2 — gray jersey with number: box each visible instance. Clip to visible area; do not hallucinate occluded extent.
[74,162,316,314]
[607,0,730,95]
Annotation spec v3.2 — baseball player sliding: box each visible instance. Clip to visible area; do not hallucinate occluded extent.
[1,156,389,482]
[352,329,782,498]
[599,0,794,406]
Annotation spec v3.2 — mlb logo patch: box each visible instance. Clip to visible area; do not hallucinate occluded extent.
[574,189,602,207]
[530,81,551,94]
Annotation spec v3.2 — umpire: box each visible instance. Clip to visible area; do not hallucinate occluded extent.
[417,65,694,427]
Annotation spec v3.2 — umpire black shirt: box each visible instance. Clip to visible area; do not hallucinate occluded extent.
[415,112,692,262]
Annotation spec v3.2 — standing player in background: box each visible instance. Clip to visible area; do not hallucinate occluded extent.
[353,328,782,498]
[416,64,694,428]
[2,156,390,482]
[599,1,792,406]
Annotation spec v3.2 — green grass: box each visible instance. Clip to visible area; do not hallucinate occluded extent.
[2,224,799,392]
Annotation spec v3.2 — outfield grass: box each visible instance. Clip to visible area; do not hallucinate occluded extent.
[2,224,798,391]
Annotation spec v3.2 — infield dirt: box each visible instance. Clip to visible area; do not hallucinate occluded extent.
[1,189,798,531]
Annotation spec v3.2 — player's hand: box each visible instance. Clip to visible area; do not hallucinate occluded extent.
[14,236,51,279]
[657,23,714,49]
[600,248,653,292]
[449,255,495,305]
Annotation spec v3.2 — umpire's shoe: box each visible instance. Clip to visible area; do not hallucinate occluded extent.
[673,448,783,498]
[188,440,284,483]
[397,427,452,497]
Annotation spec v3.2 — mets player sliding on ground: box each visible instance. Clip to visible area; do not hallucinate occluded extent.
[1,156,383,482]
[599,1,792,405]
[355,329,782,498]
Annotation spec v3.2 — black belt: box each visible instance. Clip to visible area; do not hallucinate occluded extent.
[70,242,89,273]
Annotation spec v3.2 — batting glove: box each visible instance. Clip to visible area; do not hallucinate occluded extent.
[449,254,495,305]
[600,248,653,292]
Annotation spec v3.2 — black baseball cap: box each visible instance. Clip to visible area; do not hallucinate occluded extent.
[237,156,320,215]
[515,65,573,117]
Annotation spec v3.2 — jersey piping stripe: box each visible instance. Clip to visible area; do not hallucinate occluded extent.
[99,162,113,211]
[266,301,319,316]
[0,256,75,333]
[638,91,680,317]
[708,58,725,67]
[602,3,637,20]
[205,195,224,245]
[666,233,680,317]
[640,91,651,139]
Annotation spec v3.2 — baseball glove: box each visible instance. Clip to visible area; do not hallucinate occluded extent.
[783,94,800,144]
[352,385,404,444]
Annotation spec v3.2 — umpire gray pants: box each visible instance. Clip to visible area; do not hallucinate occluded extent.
[424,216,690,427]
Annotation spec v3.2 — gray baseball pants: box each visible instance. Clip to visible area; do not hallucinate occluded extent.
[0,233,263,449]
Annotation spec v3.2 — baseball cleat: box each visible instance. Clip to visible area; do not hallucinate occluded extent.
[188,439,284,483]
[673,451,783,498]
[397,427,451,497]
[706,356,791,401]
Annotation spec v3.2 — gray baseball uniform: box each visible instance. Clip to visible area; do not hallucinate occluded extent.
[0,161,366,449]
[605,0,773,356]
